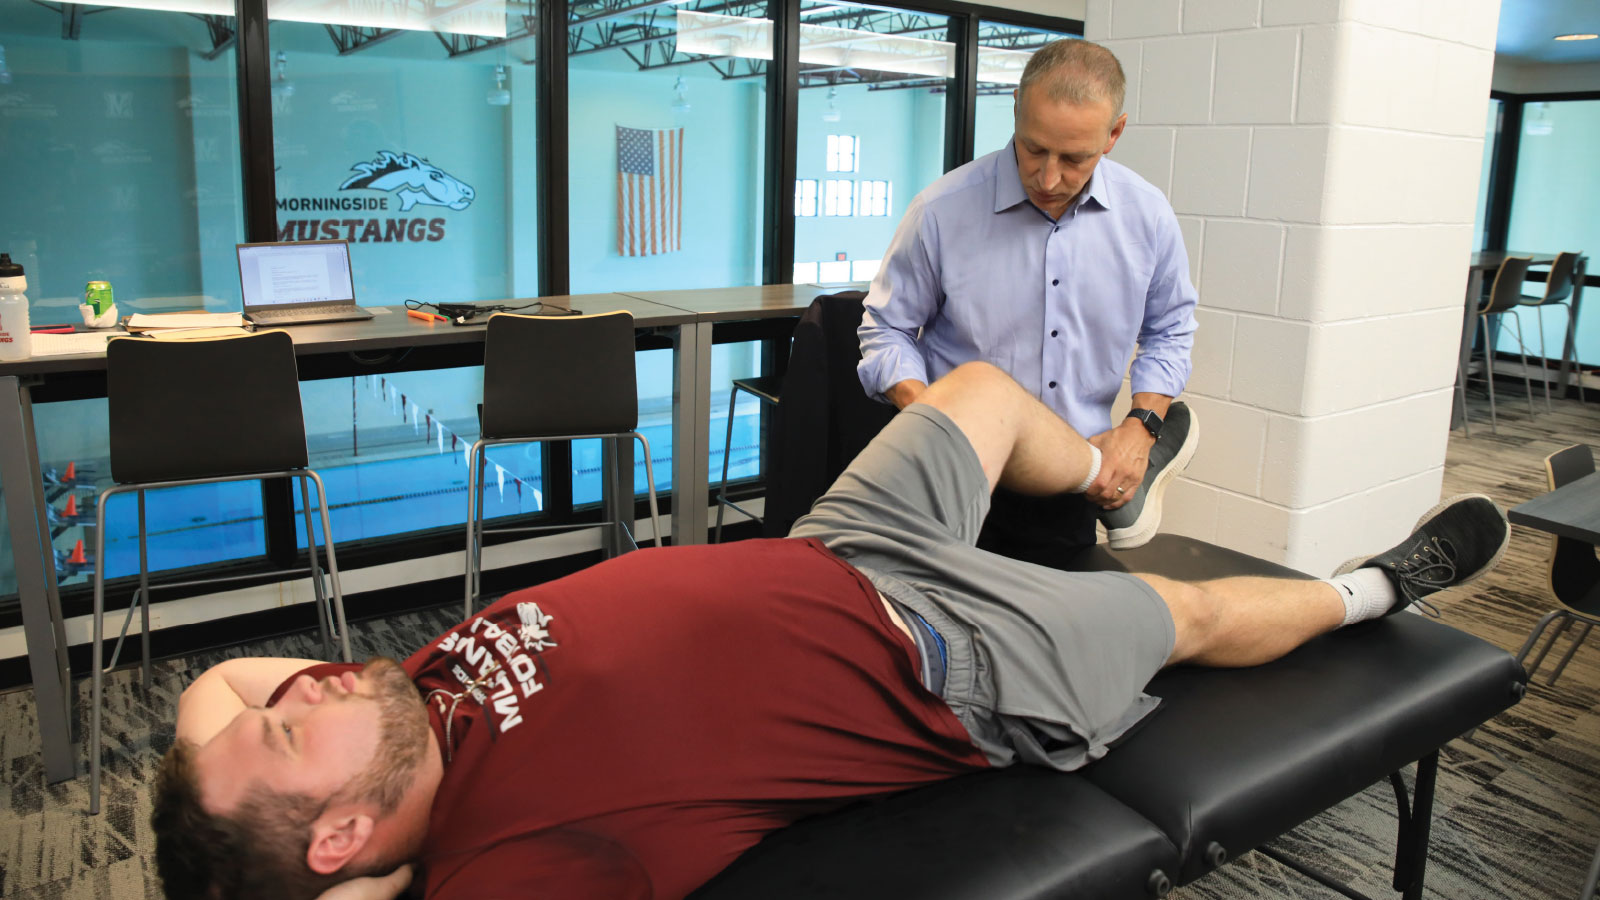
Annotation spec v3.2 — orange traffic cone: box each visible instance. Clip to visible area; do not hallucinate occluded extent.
[63,461,76,482]
[68,539,88,565]
[63,494,78,517]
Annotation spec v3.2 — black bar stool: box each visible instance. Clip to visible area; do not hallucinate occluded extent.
[714,375,783,542]
[466,312,661,617]
[90,331,348,814]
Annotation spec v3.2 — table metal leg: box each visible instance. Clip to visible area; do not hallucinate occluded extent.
[671,322,712,546]
[601,437,636,556]
[0,376,77,784]
[1453,268,1486,430]
[1558,257,1587,396]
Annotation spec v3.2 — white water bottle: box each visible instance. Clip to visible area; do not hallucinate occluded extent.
[0,254,29,361]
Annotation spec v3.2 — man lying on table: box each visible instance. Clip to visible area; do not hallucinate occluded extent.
[152,362,1509,900]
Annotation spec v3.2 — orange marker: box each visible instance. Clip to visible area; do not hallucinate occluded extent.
[68,540,88,565]
[64,461,77,482]
[64,494,78,518]
[407,309,446,323]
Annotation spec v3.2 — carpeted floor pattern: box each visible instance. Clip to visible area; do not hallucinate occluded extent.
[1,390,1596,900]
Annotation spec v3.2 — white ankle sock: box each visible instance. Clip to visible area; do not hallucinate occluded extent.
[1073,445,1102,494]
[1324,568,1398,626]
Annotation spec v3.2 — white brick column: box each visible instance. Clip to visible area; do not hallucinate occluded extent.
[1087,0,1500,573]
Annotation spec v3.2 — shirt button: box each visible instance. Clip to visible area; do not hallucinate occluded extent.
[1048,381,1058,389]
[1051,278,1059,286]
[1051,330,1058,338]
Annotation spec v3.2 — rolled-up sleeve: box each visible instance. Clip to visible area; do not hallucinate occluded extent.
[1128,207,1197,398]
[858,197,942,401]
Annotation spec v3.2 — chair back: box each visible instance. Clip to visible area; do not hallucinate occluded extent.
[1537,252,1578,305]
[1544,444,1600,616]
[107,331,309,484]
[1482,256,1533,314]
[763,291,897,537]
[481,311,637,439]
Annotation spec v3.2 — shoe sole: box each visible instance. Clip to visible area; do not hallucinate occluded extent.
[1106,407,1201,551]
[1332,492,1511,593]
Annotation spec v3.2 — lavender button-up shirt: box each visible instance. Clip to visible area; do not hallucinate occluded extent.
[857,139,1197,438]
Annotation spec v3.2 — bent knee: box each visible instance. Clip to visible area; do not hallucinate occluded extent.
[921,362,1022,409]
[1134,574,1217,665]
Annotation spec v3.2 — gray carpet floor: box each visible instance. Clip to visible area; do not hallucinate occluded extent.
[1,390,1596,899]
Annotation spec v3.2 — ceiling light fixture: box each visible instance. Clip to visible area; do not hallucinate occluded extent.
[487,64,511,106]
[671,75,691,113]
[821,86,841,122]
[270,51,294,98]
[1553,33,1599,41]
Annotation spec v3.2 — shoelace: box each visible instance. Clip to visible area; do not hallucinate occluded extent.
[1388,536,1455,617]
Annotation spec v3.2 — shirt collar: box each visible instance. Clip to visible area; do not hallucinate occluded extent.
[993,137,1115,216]
[993,138,1030,213]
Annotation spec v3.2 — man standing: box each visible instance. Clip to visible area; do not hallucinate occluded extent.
[858,38,1198,561]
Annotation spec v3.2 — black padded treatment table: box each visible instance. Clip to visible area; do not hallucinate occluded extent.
[691,535,1527,900]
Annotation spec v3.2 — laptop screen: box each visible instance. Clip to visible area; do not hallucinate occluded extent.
[237,241,356,309]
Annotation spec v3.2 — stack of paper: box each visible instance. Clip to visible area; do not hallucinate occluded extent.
[125,312,248,336]
[28,333,116,357]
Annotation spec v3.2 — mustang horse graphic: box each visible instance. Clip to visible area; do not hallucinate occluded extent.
[340,150,476,212]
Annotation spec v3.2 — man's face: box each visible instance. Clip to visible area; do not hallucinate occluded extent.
[194,658,428,817]
[1012,87,1126,219]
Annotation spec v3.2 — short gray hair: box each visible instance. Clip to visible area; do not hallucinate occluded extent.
[1017,38,1126,119]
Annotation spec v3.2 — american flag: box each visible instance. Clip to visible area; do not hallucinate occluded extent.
[616,125,683,257]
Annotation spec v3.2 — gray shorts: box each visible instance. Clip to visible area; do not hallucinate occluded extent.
[790,404,1176,772]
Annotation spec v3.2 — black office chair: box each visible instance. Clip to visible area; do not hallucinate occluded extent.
[90,331,348,814]
[465,312,661,617]
[1515,444,1600,687]
[1519,251,1585,410]
[1460,256,1538,433]
[714,375,782,542]
[763,291,897,539]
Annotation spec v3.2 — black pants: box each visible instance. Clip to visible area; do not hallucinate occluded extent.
[975,488,1099,570]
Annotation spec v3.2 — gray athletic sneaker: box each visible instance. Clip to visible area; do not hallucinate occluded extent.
[1099,402,1199,550]
[1332,493,1510,617]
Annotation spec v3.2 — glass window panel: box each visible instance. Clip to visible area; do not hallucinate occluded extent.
[0,2,245,320]
[1472,99,1500,251]
[568,0,768,293]
[2,1,251,594]
[18,398,268,592]
[267,9,537,307]
[851,258,880,281]
[290,367,549,550]
[1503,99,1600,366]
[266,7,541,551]
[793,261,820,283]
[571,343,761,508]
[794,2,948,277]
[818,260,851,282]
[975,23,1080,158]
[824,179,854,217]
[795,178,818,217]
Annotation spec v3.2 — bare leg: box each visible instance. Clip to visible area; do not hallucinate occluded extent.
[921,363,1347,668]
[916,362,1095,496]
[1137,573,1345,667]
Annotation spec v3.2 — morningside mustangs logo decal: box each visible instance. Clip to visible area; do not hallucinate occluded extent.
[275,150,477,244]
[432,601,557,734]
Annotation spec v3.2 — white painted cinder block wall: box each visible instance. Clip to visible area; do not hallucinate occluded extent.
[1087,0,1501,574]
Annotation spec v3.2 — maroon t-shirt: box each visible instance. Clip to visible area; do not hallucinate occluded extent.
[273,538,987,899]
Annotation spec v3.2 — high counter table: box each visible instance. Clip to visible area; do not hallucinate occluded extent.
[0,293,695,784]
[616,284,835,547]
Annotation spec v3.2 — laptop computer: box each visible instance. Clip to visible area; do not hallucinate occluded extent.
[236,239,375,326]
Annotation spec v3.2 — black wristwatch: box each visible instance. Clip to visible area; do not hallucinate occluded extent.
[1126,408,1163,439]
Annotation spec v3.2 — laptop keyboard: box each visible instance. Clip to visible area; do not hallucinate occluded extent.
[249,304,367,321]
